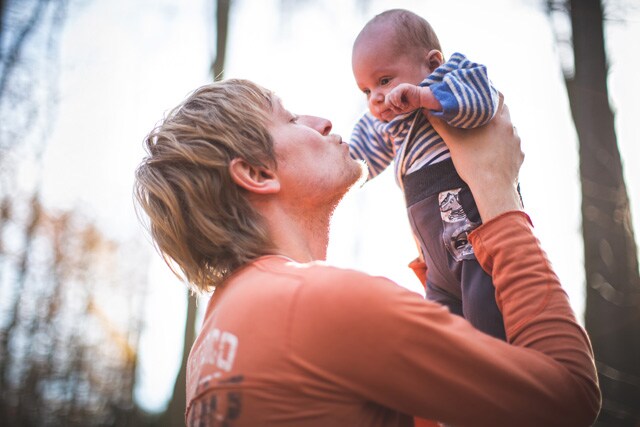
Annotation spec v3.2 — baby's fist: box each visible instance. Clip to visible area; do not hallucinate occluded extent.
[386,83,422,115]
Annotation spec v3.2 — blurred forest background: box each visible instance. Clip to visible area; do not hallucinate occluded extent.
[0,0,639,426]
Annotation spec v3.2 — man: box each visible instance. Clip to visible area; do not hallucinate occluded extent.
[134,79,600,426]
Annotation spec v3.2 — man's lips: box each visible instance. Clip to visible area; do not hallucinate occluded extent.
[330,134,345,145]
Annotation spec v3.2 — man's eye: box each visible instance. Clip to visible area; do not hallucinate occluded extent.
[290,116,298,123]
[380,77,391,86]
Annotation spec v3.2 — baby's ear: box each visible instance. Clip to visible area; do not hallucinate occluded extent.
[229,158,280,194]
[426,49,444,71]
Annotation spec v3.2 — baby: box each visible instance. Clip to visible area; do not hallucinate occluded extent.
[350,9,508,340]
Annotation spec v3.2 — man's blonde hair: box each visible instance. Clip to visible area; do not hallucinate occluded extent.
[134,79,276,293]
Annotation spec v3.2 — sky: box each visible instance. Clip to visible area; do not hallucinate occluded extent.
[38,0,639,413]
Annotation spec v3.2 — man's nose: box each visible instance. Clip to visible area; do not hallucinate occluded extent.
[298,115,332,136]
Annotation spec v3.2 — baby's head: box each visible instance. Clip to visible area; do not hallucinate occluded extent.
[352,9,443,122]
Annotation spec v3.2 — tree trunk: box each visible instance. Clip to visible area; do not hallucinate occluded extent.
[161,292,198,426]
[0,0,5,43]
[210,0,230,80]
[567,0,640,425]
[161,1,232,423]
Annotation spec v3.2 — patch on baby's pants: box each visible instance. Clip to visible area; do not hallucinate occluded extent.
[438,188,480,261]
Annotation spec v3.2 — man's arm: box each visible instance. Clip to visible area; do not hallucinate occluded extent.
[297,96,598,425]
[293,217,599,426]
[428,93,522,222]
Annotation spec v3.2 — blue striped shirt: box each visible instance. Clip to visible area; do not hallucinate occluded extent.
[349,52,499,186]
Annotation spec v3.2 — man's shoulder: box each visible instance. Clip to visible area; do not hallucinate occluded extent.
[295,262,423,313]
[254,257,398,295]
[264,258,387,287]
[242,256,378,286]
[237,256,422,315]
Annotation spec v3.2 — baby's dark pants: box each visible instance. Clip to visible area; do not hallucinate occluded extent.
[403,159,506,340]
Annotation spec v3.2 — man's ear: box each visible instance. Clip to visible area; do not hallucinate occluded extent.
[426,49,444,72]
[229,158,280,194]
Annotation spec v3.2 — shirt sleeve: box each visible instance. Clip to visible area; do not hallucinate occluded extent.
[290,211,600,427]
[348,112,395,179]
[427,52,500,129]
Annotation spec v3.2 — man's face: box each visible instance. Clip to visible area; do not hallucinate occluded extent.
[268,97,363,208]
[352,24,432,122]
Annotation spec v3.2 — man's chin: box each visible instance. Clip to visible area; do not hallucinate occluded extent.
[343,159,368,190]
[335,160,368,204]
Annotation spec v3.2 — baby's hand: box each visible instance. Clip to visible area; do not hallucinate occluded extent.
[386,84,442,116]
[386,83,422,115]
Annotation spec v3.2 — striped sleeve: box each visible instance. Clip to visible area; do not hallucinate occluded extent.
[427,52,499,129]
[349,112,395,179]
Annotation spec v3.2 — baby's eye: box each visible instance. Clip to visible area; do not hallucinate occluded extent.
[380,77,391,86]
[290,115,298,123]
[362,89,371,97]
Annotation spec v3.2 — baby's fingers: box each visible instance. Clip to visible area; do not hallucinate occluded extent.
[386,91,400,107]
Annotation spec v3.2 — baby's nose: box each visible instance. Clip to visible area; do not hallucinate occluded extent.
[371,90,385,104]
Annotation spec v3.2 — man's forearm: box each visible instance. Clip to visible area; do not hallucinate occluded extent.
[470,211,601,425]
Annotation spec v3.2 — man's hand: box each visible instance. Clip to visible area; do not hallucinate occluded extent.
[386,84,441,116]
[427,93,524,222]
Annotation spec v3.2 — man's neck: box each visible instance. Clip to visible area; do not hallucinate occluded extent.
[263,203,333,263]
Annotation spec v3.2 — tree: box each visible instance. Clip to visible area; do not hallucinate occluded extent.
[159,1,233,425]
[547,0,640,425]
[1,1,150,425]
[210,0,230,81]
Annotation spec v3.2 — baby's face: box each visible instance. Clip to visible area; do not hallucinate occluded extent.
[353,30,432,122]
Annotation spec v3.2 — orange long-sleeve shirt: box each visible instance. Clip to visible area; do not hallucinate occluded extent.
[185,211,600,426]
